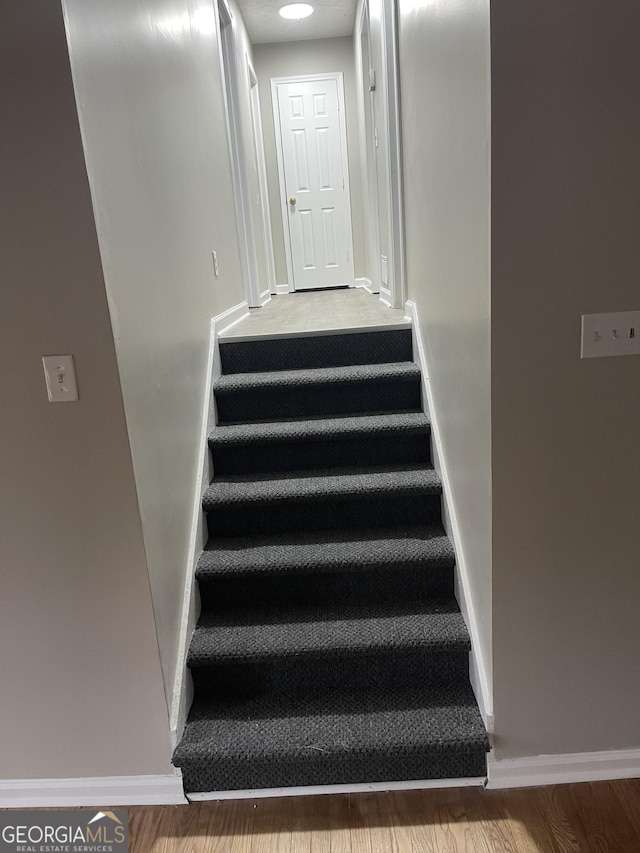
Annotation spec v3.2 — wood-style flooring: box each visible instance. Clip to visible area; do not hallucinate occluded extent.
[128,780,640,852]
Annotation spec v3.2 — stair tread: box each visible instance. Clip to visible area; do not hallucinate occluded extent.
[173,681,488,767]
[209,412,430,446]
[197,523,454,578]
[188,600,469,665]
[214,361,421,393]
[203,465,441,509]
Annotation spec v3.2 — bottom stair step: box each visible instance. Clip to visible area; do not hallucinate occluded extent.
[172,683,489,794]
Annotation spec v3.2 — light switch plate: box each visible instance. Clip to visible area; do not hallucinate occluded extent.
[581,311,640,358]
[42,355,79,402]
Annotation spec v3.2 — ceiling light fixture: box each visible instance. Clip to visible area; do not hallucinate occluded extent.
[279,3,314,20]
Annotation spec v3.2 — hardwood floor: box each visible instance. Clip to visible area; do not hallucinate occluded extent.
[128,780,640,852]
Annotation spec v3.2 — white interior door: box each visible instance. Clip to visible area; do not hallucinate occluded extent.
[274,75,355,291]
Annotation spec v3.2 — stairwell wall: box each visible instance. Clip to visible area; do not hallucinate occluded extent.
[491,0,640,760]
[397,0,492,693]
[61,0,251,706]
[0,0,172,780]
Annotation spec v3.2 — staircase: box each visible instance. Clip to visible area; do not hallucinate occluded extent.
[172,326,489,795]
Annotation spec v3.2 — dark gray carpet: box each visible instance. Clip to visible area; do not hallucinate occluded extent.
[172,328,489,793]
[173,683,488,792]
[220,328,413,374]
[214,361,421,423]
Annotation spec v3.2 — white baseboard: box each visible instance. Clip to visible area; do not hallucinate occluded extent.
[405,299,494,733]
[0,774,187,808]
[355,277,373,293]
[487,748,640,789]
[275,283,291,295]
[189,776,485,802]
[215,299,250,336]
[170,301,248,748]
[260,289,271,306]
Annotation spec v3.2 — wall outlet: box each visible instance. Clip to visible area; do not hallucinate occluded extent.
[212,251,219,277]
[581,310,640,358]
[42,355,79,402]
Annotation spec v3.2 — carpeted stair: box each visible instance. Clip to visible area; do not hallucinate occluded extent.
[172,326,489,794]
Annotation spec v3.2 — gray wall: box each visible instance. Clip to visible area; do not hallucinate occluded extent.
[398,0,492,687]
[0,0,172,778]
[491,0,640,759]
[253,37,365,285]
[62,0,248,703]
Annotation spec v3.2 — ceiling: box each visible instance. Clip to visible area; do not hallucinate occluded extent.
[236,0,357,44]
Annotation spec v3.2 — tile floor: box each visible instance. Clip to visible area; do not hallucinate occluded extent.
[221,287,409,338]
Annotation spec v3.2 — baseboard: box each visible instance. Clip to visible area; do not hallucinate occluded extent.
[215,299,250,337]
[0,774,187,808]
[189,776,486,802]
[355,277,373,293]
[170,302,247,748]
[275,283,291,295]
[260,289,271,306]
[405,299,494,733]
[487,748,640,789]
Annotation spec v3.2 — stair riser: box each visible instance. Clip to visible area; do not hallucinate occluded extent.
[215,379,421,424]
[206,494,442,538]
[189,648,470,702]
[180,745,488,794]
[219,329,413,374]
[210,432,430,476]
[197,564,455,611]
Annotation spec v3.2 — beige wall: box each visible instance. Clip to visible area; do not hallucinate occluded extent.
[253,37,365,284]
[492,0,640,758]
[398,0,492,688]
[0,0,172,778]
[62,0,247,702]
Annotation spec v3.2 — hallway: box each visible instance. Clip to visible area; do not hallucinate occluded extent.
[221,288,408,337]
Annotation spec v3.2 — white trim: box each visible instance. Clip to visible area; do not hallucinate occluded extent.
[0,775,186,808]
[216,0,261,308]
[487,749,640,790]
[355,0,382,295]
[189,776,486,802]
[270,72,355,293]
[379,288,392,308]
[381,0,406,310]
[405,299,494,732]
[247,56,277,297]
[275,283,291,295]
[170,301,248,748]
[355,276,373,292]
[260,289,271,306]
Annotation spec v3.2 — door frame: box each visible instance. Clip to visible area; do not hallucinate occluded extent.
[216,0,261,307]
[354,0,406,310]
[247,57,277,298]
[270,72,355,293]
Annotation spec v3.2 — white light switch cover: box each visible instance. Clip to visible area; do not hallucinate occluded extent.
[42,355,79,402]
[581,311,640,358]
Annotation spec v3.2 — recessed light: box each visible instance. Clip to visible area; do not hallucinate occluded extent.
[279,3,314,19]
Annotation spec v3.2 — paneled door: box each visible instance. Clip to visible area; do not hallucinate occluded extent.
[273,74,355,291]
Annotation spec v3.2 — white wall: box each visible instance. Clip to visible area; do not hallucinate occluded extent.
[398,0,492,688]
[61,0,247,703]
[492,0,640,759]
[253,37,365,285]
[0,0,172,779]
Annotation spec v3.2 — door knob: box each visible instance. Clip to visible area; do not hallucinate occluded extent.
[289,197,297,205]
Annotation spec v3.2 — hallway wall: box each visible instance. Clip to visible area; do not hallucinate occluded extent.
[253,37,366,286]
[0,0,172,780]
[62,0,248,703]
[398,0,492,691]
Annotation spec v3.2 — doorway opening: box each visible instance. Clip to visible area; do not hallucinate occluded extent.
[218,0,405,330]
